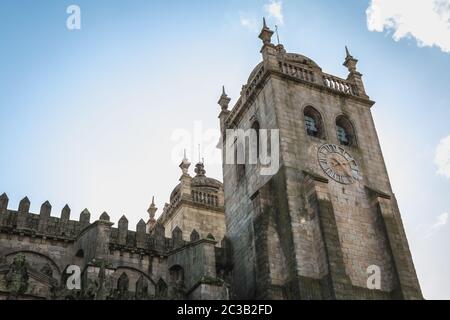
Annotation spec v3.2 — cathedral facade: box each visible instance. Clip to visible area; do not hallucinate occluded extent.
[218,20,422,300]
[0,22,422,300]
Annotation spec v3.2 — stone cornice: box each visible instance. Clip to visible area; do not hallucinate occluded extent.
[225,67,375,128]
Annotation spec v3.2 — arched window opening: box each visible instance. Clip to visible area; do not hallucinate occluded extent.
[336,116,356,147]
[75,249,84,258]
[169,265,184,285]
[235,140,246,182]
[252,121,260,160]
[304,106,324,139]
[169,265,185,300]
[117,272,129,300]
[156,279,168,298]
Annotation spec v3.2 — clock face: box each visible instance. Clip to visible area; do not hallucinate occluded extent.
[317,144,361,184]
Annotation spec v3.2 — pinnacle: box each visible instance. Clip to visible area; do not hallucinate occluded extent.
[42,200,51,207]
[20,196,30,203]
[345,46,353,59]
[99,212,110,221]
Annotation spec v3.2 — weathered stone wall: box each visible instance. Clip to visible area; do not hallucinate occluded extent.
[188,283,228,300]
[168,239,220,295]
[269,74,410,294]
[221,60,422,299]
[0,201,228,300]
[221,79,279,299]
[0,234,71,281]
[163,206,226,245]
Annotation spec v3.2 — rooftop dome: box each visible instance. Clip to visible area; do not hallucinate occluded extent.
[170,183,181,201]
[169,161,223,202]
[191,175,222,190]
[281,52,320,68]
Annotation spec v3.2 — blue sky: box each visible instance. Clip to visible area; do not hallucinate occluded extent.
[0,0,449,299]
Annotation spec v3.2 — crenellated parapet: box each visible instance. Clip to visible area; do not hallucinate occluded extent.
[0,192,230,300]
[0,195,86,239]
[0,193,222,255]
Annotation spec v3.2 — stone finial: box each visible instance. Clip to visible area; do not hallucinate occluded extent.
[40,201,52,217]
[147,196,158,220]
[61,204,71,221]
[276,44,286,53]
[259,18,274,45]
[151,222,165,250]
[38,201,52,233]
[172,226,182,235]
[99,212,110,222]
[179,151,191,176]
[59,204,71,236]
[172,226,183,248]
[118,215,128,245]
[17,197,31,229]
[0,193,8,226]
[18,197,30,213]
[0,193,9,211]
[137,219,146,230]
[218,86,231,111]
[343,46,368,98]
[343,46,358,73]
[136,219,146,248]
[119,215,128,224]
[194,161,206,177]
[190,229,200,242]
[345,46,352,58]
[146,198,157,233]
[80,209,91,227]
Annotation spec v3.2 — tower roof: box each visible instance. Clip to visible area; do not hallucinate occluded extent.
[247,52,321,85]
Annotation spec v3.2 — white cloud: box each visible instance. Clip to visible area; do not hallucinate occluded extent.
[264,0,284,25]
[366,0,450,53]
[424,212,448,238]
[239,12,258,32]
[435,135,450,178]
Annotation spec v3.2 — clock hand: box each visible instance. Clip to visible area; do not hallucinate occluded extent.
[331,159,353,177]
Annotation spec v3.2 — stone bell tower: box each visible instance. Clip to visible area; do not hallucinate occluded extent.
[219,20,422,300]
